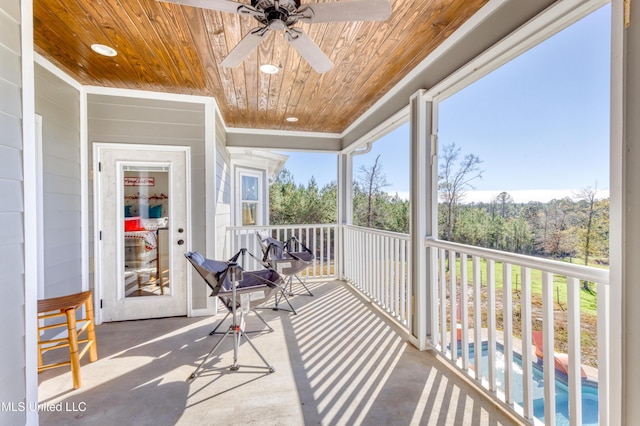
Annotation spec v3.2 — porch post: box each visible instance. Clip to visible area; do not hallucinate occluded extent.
[409,90,437,350]
[337,153,352,279]
[612,0,636,423]
[337,153,353,226]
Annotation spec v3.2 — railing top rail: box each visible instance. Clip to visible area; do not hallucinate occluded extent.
[227,224,338,231]
[426,237,609,285]
[344,224,411,240]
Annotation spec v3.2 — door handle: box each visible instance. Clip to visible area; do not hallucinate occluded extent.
[177,239,184,245]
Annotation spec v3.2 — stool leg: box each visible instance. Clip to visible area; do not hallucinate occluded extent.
[65,308,81,389]
[37,317,43,371]
[85,294,98,362]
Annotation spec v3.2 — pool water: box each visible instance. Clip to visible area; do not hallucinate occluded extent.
[463,342,598,425]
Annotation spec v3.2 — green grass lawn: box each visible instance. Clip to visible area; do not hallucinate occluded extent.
[452,257,602,316]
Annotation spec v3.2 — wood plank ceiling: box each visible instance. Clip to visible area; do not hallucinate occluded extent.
[34,0,488,133]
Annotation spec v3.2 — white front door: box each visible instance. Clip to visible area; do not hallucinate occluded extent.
[96,144,190,321]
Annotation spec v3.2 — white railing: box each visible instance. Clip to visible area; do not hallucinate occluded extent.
[425,238,610,426]
[226,224,611,425]
[225,224,339,279]
[343,225,412,332]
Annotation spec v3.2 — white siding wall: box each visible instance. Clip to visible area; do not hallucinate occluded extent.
[0,0,27,423]
[87,94,206,310]
[35,64,81,298]
[215,113,231,259]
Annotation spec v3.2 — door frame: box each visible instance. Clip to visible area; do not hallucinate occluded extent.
[93,142,192,324]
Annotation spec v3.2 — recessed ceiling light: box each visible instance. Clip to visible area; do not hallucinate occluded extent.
[91,44,117,57]
[260,64,279,74]
[286,117,299,122]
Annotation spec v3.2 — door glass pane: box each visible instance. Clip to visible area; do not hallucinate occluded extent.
[123,165,170,297]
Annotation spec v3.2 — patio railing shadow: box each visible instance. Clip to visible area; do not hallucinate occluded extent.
[38,281,516,425]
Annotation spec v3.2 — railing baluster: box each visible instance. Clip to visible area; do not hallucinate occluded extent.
[461,253,469,372]
[440,248,447,353]
[408,242,412,330]
[449,249,457,362]
[327,226,332,278]
[387,236,392,311]
[393,238,399,318]
[487,259,497,392]
[367,232,373,299]
[378,234,383,305]
[521,266,533,421]
[567,276,582,426]
[473,255,482,381]
[383,236,388,309]
[598,281,610,426]
[503,262,513,405]
[429,245,439,348]
[542,271,556,425]
[400,239,406,324]
[318,227,326,275]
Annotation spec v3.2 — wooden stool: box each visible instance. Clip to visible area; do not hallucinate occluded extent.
[37,291,98,389]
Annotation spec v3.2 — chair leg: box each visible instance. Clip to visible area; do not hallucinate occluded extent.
[65,308,81,389]
[252,310,274,332]
[85,294,98,362]
[274,289,297,315]
[294,274,313,296]
[209,311,231,335]
[189,326,234,380]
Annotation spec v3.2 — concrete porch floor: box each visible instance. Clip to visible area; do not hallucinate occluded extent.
[38,281,519,425]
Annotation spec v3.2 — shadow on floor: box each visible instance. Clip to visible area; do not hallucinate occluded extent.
[38,281,516,425]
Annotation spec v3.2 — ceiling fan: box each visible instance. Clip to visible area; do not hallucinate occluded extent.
[158,0,392,73]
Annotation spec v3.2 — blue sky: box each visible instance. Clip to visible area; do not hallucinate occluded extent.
[277,4,610,203]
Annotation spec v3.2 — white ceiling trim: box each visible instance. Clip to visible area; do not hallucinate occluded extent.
[225,126,342,152]
[226,127,341,139]
[84,84,216,105]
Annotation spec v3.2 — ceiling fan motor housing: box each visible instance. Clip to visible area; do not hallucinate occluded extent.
[252,0,301,28]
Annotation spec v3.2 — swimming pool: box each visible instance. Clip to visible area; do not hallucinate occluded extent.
[464,342,599,425]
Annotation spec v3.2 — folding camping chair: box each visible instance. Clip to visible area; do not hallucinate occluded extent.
[185,250,283,378]
[257,231,315,315]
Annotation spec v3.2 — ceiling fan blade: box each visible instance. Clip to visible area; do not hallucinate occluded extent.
[285,28,333,74]
[298,0,391,24]
[157,0,252,15]
[221,28,270,68]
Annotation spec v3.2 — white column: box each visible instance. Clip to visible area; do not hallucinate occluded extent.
[337,153,352,280]
[205,100,216,257]
[337,153,353,226]
[21,0,39,421]
[612,0,636,424]
[409,90,437,350]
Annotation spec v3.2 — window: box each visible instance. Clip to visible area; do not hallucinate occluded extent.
[237,170,262,226]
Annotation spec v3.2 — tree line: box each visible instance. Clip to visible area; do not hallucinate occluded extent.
[269,145,609,267]
[269,155,410,233]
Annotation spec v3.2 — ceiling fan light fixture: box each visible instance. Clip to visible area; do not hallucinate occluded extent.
[286,116,299,122]
[260,64,279,74]
[91,44,117,57]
